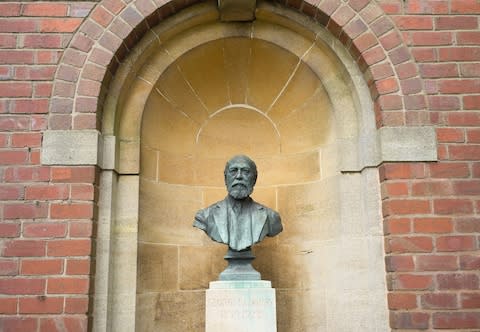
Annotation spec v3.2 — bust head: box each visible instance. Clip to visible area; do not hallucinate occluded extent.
[224,155,258,200]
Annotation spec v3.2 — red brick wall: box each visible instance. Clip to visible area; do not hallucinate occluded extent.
[377,1,480,329]
[0,3,96,331]
[0,0,479,331]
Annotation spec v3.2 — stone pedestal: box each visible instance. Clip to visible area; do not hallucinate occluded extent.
[206,280,276,332]
[219,249,260,281]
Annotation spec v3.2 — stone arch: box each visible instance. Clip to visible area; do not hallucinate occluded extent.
[49,0,427,129]
[110,5,381,175]
[93,2,394,331]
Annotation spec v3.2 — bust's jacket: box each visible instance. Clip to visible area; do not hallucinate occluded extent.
[193,196,282,251]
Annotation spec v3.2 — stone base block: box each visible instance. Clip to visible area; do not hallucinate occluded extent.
[206,280,276,332]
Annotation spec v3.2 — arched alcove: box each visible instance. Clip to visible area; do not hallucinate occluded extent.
[97,3,389,331]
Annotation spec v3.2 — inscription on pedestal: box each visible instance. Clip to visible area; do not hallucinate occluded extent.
[208,294,273,319]
[206,281,276,332]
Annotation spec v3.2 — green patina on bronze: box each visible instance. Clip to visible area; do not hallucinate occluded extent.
[194,155,283,280]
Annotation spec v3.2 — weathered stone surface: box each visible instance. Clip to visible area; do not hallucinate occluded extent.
[42,130,100,165]
[196,107,280,158]
[139,179,204,244]
[277,179,341,244]
[247,39,299,111]
[339,126,438,171]
[139,144,157,181]
[135,293,157,332]
[155,291,205,331]
[109,235,138,332]
[117,139,140,174]
[218,0,256,22]
[223,37,251,104]
[92,171,115,332]
[380,126,437,162]
[137,243,178,292]
[206,281,276,332]
[253,244,306,289]
[115,175,139,234]
[101,135,116,170]
[252,20,314,60]
[179,245,226,290]
[175,40,230,113]
[325,290,388,331]
[276,289,326,332]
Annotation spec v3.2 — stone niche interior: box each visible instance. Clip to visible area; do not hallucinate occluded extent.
[138,38,335,331]
[126,4,388,331]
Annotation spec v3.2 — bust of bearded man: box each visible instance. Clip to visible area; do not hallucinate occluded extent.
[193,155,283,252]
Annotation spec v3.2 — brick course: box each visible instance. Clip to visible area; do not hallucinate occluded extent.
[0,0,479,330]
[0,1,94,321]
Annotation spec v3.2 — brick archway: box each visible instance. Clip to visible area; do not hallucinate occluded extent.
[49,0,427,130]
[43,1,438,331]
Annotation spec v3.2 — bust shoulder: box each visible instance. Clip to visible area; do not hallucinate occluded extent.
[252,200,279,216]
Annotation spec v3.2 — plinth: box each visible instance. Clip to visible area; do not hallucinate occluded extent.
[206,280,276,332]
[219,248,260,280]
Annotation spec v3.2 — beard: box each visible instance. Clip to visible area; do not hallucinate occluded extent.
[228,184,253,200]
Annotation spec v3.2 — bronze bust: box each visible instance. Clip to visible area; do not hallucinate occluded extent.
[193,155,283,252]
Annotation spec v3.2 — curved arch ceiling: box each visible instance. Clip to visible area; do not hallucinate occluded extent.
[141,37,334,186]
